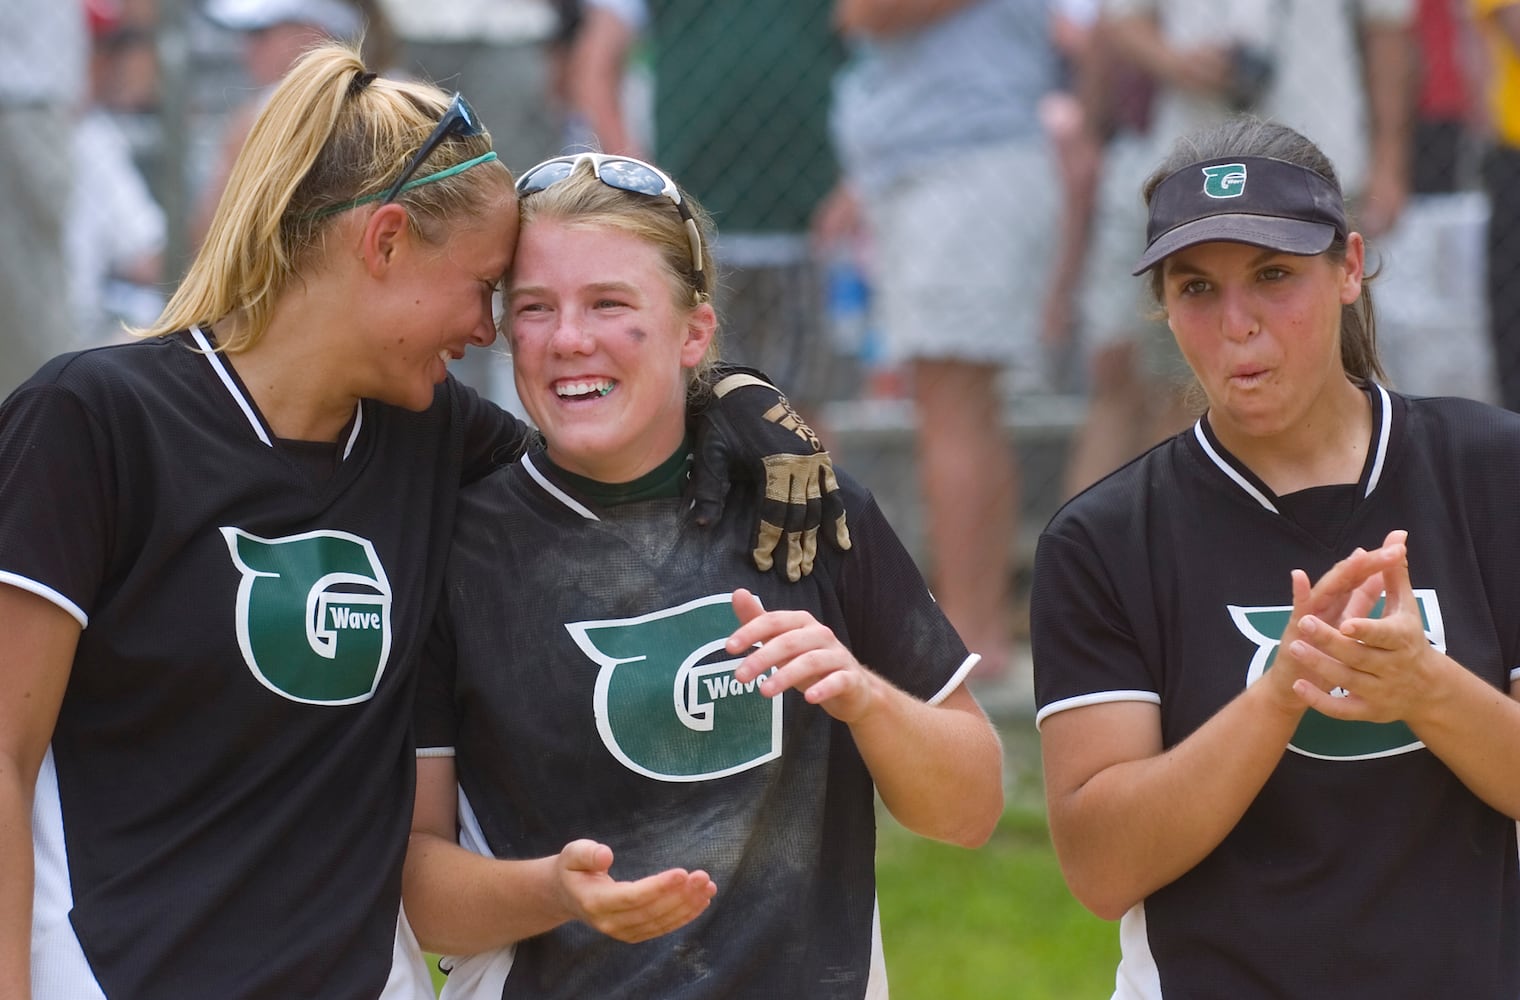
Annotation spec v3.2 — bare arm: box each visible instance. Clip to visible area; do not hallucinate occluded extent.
[402,757,715,956]
[567,7,643,158]
[0,587,81,997]
[1041,680,1304,919]
[809,181,863,254]
[1357,18,1415,234]
[1041,12,1105,348]
[847,681,1004,846]
[727,589,1004,848]
[1041,543,1404,919]
[1099,12,1231,96]
[834,0,986,37]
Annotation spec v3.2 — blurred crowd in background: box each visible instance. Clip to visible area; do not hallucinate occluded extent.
[1,0,1512,685]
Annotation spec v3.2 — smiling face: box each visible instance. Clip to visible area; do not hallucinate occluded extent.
[361,195,518,412]
[506,217,715,483]
[1160,237,1365,450]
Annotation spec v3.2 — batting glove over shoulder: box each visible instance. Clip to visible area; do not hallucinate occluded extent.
[688,367,851,581]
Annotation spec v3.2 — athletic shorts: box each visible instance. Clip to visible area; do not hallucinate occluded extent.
[1080,134,1189,381]
[864,136,1053,388]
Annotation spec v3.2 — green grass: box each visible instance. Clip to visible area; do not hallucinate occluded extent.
[875,806,1119,999]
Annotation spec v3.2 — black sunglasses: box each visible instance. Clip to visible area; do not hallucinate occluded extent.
[515,153,707,295]
[379,92,486,204]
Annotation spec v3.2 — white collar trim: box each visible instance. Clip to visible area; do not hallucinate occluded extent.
[193,325,270,446]
[523,452,600,521]
[1192,384,1392,512]
[191,325,363,456]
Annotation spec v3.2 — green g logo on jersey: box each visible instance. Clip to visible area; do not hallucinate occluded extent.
[568,594,781,782]
[221,527,393,705]
[1228,590,1444,760]
[1202,163,1248,198]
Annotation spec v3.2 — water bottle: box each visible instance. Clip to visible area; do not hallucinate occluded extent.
[826,254,871,357]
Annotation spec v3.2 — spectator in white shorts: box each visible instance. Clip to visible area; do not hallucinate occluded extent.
[829,0,1058,681]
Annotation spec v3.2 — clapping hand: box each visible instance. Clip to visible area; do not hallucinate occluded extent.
[1281,530,1444,724]
[1260,533,1408,716]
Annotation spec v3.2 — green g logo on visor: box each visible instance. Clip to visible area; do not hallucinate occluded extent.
[1201,163,1249,199]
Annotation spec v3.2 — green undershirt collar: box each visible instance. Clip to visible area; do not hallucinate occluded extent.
[542,436,693,506]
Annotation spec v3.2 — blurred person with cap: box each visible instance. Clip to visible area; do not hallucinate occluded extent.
[190,0,396,248]
[1033,116,1520,998]
[0,0,87,397]
[209,0,360,26]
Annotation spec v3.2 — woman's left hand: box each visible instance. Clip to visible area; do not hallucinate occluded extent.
[688,370,851,582]
[1282,530,1447,724]
[725,588,878,723]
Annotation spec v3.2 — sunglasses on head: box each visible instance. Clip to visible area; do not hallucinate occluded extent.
[379,92,486,204]
[515,153,707,295]
[312,91,498,219]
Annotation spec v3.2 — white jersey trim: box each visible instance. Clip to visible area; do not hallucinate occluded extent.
[1192,421,1278,513]
[378,904,437,1000]
[191,325,363,454]
[1193,383,1393,511]
[0,571,87,627]
[1035,690,1161,730]
[1364,384,1392,497]
[342,403,365,460]
[32,748,109,1000]
[866,896,890,999]
[523,452,600,521]
[435,789,518,998]
[926,652,980,706]
[416,745,456,759]
[1509,666,1520,685]
[192,325,271,446]
[1112,901,1162,1000]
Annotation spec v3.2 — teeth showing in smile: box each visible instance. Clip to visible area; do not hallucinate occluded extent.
[556,379,615,400]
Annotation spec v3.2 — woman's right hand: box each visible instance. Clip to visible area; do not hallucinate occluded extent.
[553,840,716,943]
[1262,539,1406,716]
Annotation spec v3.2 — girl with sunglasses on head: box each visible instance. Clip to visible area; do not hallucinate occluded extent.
[401,153,1003,1000]
[0,43,843,1000]
[1033,117,1520,998]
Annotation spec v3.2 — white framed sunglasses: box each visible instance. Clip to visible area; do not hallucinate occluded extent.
[515,153,707,295]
